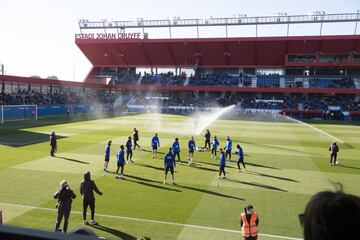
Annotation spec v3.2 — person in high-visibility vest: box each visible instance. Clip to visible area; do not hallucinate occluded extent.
[240,205,259,240]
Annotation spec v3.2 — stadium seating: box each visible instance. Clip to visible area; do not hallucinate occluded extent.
[188,74,239,86]
[256,75,280,88]
[308,77,355,88]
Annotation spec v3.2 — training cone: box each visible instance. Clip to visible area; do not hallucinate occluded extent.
[0,209,3,224]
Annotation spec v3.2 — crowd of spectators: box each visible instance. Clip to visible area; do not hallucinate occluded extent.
[2,90,359,112]
[188,73,239,86]
[0,90,125,106]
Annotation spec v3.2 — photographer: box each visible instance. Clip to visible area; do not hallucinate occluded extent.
[80,171,103,225]
[54,180,76,233]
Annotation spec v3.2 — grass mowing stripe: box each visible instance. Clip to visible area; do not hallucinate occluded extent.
[284,116,344,144]
[0,202,302,240]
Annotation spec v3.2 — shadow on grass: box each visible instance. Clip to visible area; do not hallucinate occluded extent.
[246,170,298,182]
[126,174,244,200]
[0,131,67,147]
[225,178,287,192]
[240,140,313,155]
[135,163,165,172]
[338,164,360,170]
[124,175,181,192]
[90,224,138,240]
[175,184,245,201]
[56,156,90,164]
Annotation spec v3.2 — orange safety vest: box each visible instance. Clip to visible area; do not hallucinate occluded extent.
[241,212,258,237]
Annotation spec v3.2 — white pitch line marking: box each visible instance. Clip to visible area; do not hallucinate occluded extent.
[0,202,302,240]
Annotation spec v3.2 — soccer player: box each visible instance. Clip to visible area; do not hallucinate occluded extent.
[103,140,112,173]
[188,136,196,166]
[50,132,57,157]
[219,148,226,179]
[151,133,160,159]
[133,128,140,149]
[211,136,220,159]
[172,138,181,163]
[204,129,211,150]
[164,148,176,185]
[329,141,339,166]
[236,144,246,171]
[116,145,125,178]
[80,171,103,225]
[126,136,133,163]
[225,136,233,160]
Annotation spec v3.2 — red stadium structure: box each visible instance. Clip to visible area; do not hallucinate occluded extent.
[1,13,360,120]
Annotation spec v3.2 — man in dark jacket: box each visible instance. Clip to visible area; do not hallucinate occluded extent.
[50,132,57,157]
[80,171,103,225]
[54,180,76,233]
[133,128,140,149]
[204,129,211,150]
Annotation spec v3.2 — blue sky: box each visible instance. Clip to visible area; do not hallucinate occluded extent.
[0,0,359,81]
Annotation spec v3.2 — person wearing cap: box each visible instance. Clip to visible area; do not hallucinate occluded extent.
[54,180,76,233]
[240,205,259,240]
[104,140,112,173]
[328,141,339,166]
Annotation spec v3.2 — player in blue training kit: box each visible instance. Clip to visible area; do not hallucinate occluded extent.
[126,136,133,164]
[225,136,233,160]
[172,138,181,163]
[164,148,176,185]
[151,133,160,159]
[236,144,246,171]
[188,136,196,166]
[218,148,226,179]
[211,136,220,160]
[103,140,112,174]
[116,145,125,178]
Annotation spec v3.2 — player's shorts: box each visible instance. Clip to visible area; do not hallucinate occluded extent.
[165,166,174,175]
[219,164,225,171]
[226,150,231,154]
[126,149,133,154]
[104,156,110,162]
[237,157,244,163]
[117,161,124,167]
[189,149,194,153]
[152,146,158,151]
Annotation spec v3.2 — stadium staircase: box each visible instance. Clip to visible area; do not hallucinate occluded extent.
[137,75,143,85]
[354,78,360,89]
[280,77,286,88]
[251,76,257,88]
[184,76,190,86]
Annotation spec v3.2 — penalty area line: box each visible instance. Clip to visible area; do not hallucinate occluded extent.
[0,202,302,240]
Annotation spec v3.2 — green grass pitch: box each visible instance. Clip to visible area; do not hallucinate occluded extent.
[0,113,359,239]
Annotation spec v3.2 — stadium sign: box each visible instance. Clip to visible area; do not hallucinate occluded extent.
[75,32,147,40]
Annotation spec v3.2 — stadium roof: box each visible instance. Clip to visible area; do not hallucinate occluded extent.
[76,35,360,68]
